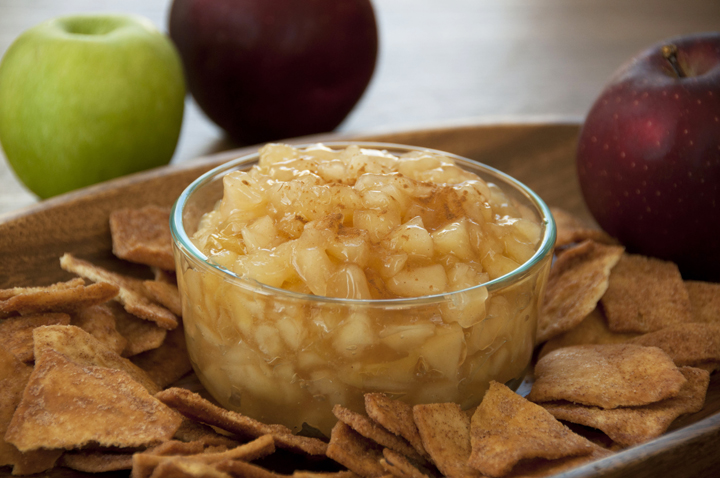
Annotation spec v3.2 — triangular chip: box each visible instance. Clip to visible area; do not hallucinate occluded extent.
[326,421,385,478]
[33,324,160,394]
[155,387,327,456]
[537,240,624,343]
[132,326,193,388]
[550,208,618,249]
[5,349,181,452]
[0,277,118,318]
[629,323,720,367]
[106,301,168,357]
[364,393,429,460]
[0,312,71,362]
[333,404,423,462]
[71,304,128,355]
[538,308,639,360]
[601,253,692,333]
[542,367,710,447]
[468,382,594,477]
[528,344,687,409]
[60,253,178,329]
[110,205,175,271]
[412,402,482,478]
[685,280,720,324]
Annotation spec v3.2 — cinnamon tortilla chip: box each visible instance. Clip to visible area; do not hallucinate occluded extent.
[468,382,594,477]
[0,347,34,468]
[500,446,613,478]
[106,301,168,357]
[173,419,241,449]
[412,402,482,478]
[143,279,182,316]
[528,344,687,409]
[543,367,709,447]
[364,393,428,460]
[333,404,423,462]
[0,277,118,318]
[5,349,181,452]
[60,450,134,472]
[60,253,178,329]
[155,387,327,456]
[148,458,231,478]
[71,303,128,355]
[380,448,435,478]
[538,308,639,360]
[216,459,284,478]
[601,253,692,333]
[0,312,71,362]
[537,240,624,343]
[685,280,720,324]
[132,326,193,388]
[550,208,618,249]
[33,324,160,394]
[326,421,385,478]
[110,205,175,271]
[628,323,720,367]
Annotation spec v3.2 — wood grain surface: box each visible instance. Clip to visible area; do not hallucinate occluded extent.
[1,122,719,477]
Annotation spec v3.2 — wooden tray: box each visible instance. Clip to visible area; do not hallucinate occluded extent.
[1,120,719,477]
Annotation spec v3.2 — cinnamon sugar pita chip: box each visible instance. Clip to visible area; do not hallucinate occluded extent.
[550,208,617,249]
[601,253,692,333]
[143,279,183,316]
[537,240,624,343]
[685,280,720,324]
[542,367,709,447]
[333,404,424,462]
[528,344,687,409]
[71,303,128,355]
[0,312,71,362]
[0,347,34,468]
[147,458,231,478]
[538,308,639,360]
[500,446,613,478]
[380,448,435,478]
[110,205,175,271]
[60,253,178,329]
[216,459,284,478]
[412,402,481,478]
[364,393,428,460]
[326,421,385,478]
[173,418,241,449]
[628,323,720,367]
[132,326,193,388]
[155,387,327,456]
[0,277,118,318]
[468,382,594,478]
[33,324,161,394]
[5,349,181,452]
[60,450,134,473]
[106,301,168,357]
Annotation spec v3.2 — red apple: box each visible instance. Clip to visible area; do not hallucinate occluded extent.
[576,32,720,280]
[168,0,378,144]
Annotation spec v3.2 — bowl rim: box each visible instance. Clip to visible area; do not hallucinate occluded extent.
[170,141,557,306]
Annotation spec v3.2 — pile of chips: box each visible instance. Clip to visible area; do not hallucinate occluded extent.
[0,205,717,477]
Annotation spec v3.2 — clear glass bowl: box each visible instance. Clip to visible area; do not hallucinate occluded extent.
[171,142,556,435]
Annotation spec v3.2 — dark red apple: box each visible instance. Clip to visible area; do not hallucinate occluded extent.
[576,32,720,280]
[168,0,378,144]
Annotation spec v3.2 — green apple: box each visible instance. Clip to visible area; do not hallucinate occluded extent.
[0,14,185,199]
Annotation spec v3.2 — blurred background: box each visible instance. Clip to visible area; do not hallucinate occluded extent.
[1,0,719,215]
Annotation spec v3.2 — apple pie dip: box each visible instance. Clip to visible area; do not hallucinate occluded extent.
[173,143,554,434]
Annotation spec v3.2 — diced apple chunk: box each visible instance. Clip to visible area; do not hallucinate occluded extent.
[379,323,436,352]
[292,246,334,296]
[418,323,466,379]
[382,216,434,258]
[387,264,448,297]
[326,264,373,299]
[432,220,474,260]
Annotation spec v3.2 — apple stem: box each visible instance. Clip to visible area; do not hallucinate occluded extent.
[662,44,685,78]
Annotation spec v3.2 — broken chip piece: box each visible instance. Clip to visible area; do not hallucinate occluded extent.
[60,253,178,329]
[528,344,687,409]
[468,382,595,477]
[364,393,429,461]
[132,326,193,389]
[326,421,385,478]
[0,312,71,362]
[71,303,128,355]
[0,347,34,470]
[601,254,692,333]
[542,367,710,447]
[537,240,624,344]
[0,278,118,318]
[110,205,176,271]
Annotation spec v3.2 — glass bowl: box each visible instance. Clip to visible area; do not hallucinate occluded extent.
[171,142,556,435]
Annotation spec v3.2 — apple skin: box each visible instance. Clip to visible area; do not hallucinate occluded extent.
[576,32,720,280]
[0,14,185,199]
[168,0,377,144]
